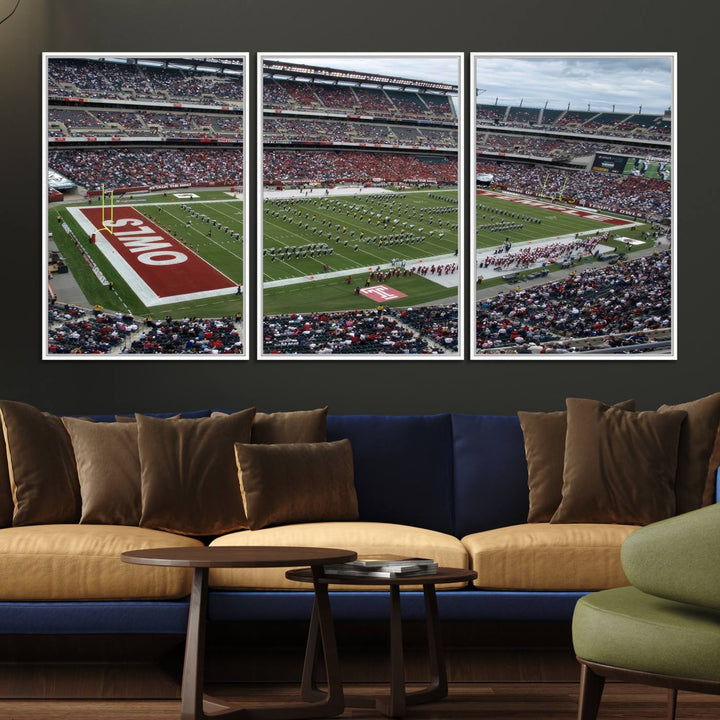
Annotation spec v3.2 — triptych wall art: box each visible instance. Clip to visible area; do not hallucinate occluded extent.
[43,52,675,360]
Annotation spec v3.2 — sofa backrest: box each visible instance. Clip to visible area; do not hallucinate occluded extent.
[451,414,529,537]
[327,414,455,535]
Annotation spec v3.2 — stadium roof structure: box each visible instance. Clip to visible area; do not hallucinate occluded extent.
[263,60,457,95]
[89,56,243,75]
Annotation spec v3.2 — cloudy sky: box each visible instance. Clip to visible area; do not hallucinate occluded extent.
[266,55,461,88]
[475,56,673,114]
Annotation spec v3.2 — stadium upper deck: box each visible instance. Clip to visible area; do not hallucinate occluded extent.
[263,60,457,123]
[477,102,670,142]
[48,57,244,105]
[261,60,459,184]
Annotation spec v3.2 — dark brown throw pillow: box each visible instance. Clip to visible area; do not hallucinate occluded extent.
[658,393,720,514]
[62,417,141,525]
[704,426,720,507]
[138,409,255,536]
[0,421,14,528]
[552,398,686,525]
[212,407,328,444]
[519,399,636,522]
[0,400,81,526]
[235,439,358,531]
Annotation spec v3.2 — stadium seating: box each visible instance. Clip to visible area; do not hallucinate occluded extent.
[48,148,244,191]
[476,252,671,354]
[475,160,669,218]
[48,58,243,104]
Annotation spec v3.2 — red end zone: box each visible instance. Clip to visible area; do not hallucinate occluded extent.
[78,206,237,304]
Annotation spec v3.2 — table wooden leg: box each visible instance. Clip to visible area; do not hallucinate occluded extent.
[374,585,406,718]
[180,566,343,720]
[405,584,447,706]
[300,597,323,702]
[181,567,208,720]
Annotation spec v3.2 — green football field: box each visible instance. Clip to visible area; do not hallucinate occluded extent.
[262,189,460,314]
[49,190,244,319]
[477,193,643,248]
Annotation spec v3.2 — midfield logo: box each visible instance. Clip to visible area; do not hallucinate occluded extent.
[360,285,408,302]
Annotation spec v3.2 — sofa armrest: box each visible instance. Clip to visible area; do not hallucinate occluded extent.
[621,503,720,610]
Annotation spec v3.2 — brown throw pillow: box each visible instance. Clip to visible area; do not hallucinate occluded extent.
[552,398,686,525]
[704,426,720,506]
[138,409,255,536]
[62,417,141,525]
[235,439,358,531]
[0,421,14,528]
[212,407,328,444]
[0,400,81,525]
[658,393,720,514]
[519,399,635,522]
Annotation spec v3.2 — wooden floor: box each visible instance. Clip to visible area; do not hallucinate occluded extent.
[1,683,719,719]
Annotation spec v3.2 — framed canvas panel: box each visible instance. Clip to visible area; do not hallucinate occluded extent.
[258,52,464,359]
[43,53,249,359]
[471,53,676,360]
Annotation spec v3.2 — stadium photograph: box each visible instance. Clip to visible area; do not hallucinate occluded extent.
[43,54,247,358]
[472,54,674,358]
[259,54,463,358]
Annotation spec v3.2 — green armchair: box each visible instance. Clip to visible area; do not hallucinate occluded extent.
[572,503,720,720]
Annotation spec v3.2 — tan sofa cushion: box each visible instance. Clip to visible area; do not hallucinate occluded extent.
[0,525,202,600]
[209,521,469,591]
[462,523,639,591]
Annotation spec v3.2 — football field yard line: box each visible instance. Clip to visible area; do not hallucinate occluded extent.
[194,202,244,229]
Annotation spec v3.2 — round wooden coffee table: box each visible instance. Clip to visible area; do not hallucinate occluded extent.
[286,566,477,718]
[122,546,356,720]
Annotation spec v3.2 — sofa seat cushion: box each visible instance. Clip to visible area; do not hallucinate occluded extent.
[573,586,720,681]
[0,525,203,600]
[209,521,469,591]
[462,523,638,591]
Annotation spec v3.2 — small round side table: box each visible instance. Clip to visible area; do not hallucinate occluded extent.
[122,545,356,720]
[286,565,477,718]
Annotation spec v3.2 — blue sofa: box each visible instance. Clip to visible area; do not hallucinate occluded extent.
[0,411,636,637]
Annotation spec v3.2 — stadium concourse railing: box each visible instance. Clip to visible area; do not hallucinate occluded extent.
[478,328,672,355]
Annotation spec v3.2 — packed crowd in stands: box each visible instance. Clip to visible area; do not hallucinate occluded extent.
[476,133,672,160]
[475,103,670,140]
[47,305,243,355]
[48,148,243,190]
[47,305,135,354]
[263,309,449,355]
[48,58,243,104]
[476,133,570,158]
[48,107,243,139]
[262,77,454,120]
[128,316,243,354]
[265,150,457,185]
[476,160,670,218]
[387,305,458,351]
[476,251,671,353]
[264,117,456,147]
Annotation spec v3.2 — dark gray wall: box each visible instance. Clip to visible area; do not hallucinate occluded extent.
[0,0,713,415]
